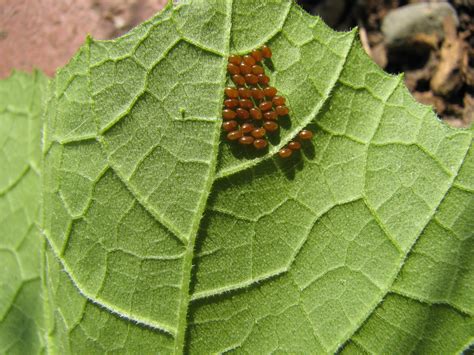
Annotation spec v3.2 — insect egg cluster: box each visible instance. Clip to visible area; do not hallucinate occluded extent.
[222,45,287,150]
[222,45,313,158]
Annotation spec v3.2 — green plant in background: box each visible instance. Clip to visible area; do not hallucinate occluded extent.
[1,1,472,354]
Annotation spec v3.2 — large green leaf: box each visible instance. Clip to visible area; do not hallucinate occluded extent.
[38,0,474,353]
[0,71,48,354]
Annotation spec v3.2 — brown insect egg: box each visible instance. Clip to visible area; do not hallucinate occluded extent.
[279,147,292,158]
[263,86,277,97]
[251,49,263,62]
[263,111,277,121]
[288,141,301,150]
[228,54,242,65]
[249,107,262,120]
[251,65,264,75]
[253,138,268,149]
[227,129,243,141]
[243,54,256,66]
[298,129,313,140]
[272,96,286,106]
[225,87,239,98]
[239,63,252,75]
[227,63,240,75]
[263,121,279,132]
[238,87,251,99]
[251,127,266,138]
[241,123,255,133]
[261,45,272,58]
[239,99,253,109]
[232,74,246,86]
[224,98,239,108]
[259,101,273,112]
[275,105,289,116]
[239,135,255,145]
[245,74,259,85]
[222,109,236,120]
[222,120,238,132]
[236,108,250,120]
[258,74,270,85]
[251,88,265,100]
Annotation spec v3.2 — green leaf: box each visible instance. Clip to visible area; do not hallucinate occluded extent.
[0,71,48,354]
[38,0,473,353]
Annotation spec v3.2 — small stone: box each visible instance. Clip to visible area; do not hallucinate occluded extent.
[382,3,459,49]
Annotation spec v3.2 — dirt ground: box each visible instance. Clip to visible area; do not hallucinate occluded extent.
[0,0,167,77]
[1,0,472,127]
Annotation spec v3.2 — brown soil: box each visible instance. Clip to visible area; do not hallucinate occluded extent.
[0,0,167,78]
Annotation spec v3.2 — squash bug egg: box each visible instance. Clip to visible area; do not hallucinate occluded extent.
[261,45,272,58]
[253,138,268,149]
[227,130,243,141]
[249,107,262,120]
[222,109,236,120]
[275,105,289,116]
[228,54,242,65]
[251,49,263,62]
[278,147,292,158]
[222,120,238,132]
[243,54,256,66]
[288,141,301,150]
[298,129,313,140]
[239,135,255,145]
[225,87,239,98]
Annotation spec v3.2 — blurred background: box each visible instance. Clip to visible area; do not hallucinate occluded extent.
[0,0,472,126]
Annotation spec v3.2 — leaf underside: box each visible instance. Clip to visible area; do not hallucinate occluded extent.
[1,0,473,354]
[0,71,47,354]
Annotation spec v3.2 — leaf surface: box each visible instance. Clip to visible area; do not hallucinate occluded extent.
[37,0,474,353]
[0,71,48,354]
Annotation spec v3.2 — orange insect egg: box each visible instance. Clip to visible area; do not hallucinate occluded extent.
[239,136,255,145]
[227,130,243,141]
[263,86,277,97]
[225,87,239,98]
[275,105,289,116]
[245,74,259,85]
[263,121,279,132]
[261,45,272,58]
[251,49,263,62]
[239,99,253,109]
[249,107,262,120]
[288,141,301,150]
[272,96,286,106]
[227,63,240,75]
[258,74,270,85]
[222,109,236,120]
[238,87,251,99]
[236,108,250,120]
[263,111,277,121]
[243,54,256,66]
[279,147,292,158]
[253,138,268,149]
[251,65,264,75]
[259,101,273,112]
[228,54,242,65]
[298,129,313,140]
[251,127,266,138]
[232,74,246,86]
[241,123,255,133]
[251,88,265,100]
[224,99,239,108]
[222,120,238,132]
[239,63,252,75]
